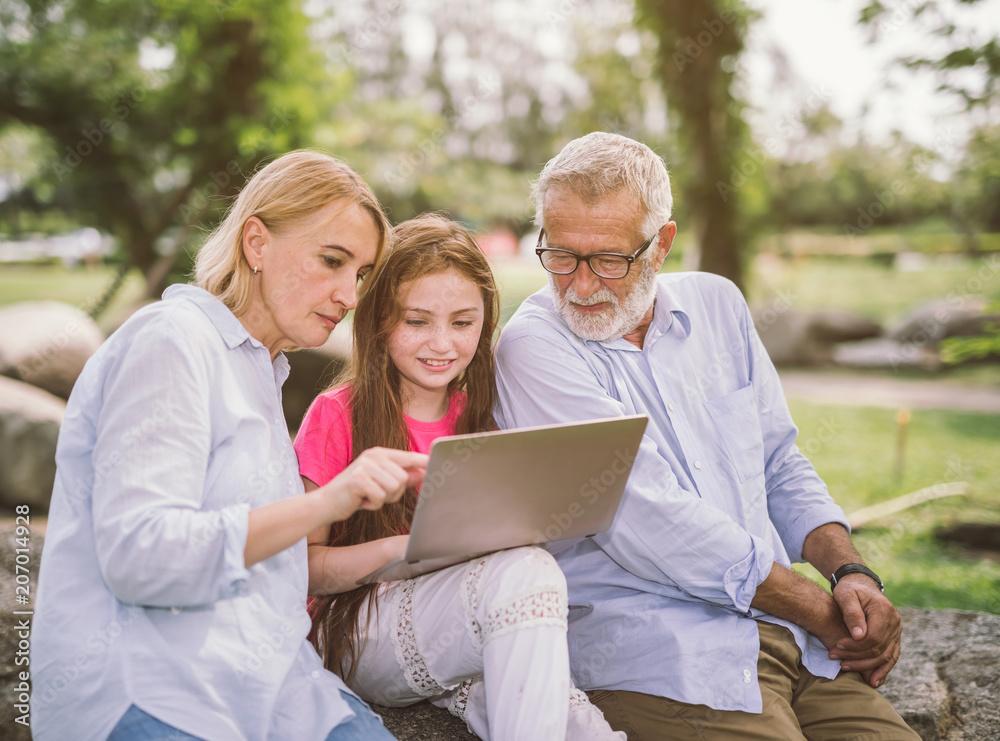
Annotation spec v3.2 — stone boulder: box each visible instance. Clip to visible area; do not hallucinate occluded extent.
[833,337,942,370]
[0,377,65,509]
[878,608,1000,740]
[283,322,352,433]
[0,301,104,399]
[373,702,473,739]
[888,300,998,349]
[753,308,882,366]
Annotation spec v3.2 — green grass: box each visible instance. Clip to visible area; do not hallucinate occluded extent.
[749,254,1000,324]
[788,400,1000,614]
[0,263,148,333]
[493,251,1000,329]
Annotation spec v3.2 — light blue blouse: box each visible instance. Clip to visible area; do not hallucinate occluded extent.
[495,272,850,713]
[30,284,356,741]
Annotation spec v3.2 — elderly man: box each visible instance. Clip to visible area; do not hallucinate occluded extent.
[494,132,919,740]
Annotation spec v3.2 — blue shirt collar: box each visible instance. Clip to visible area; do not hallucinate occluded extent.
[161,284,283,370]
[590,278,691,352]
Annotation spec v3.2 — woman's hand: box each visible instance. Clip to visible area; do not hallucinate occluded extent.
[316,447,428,523]
[246,448,425,569]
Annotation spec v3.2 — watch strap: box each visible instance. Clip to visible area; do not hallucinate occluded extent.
[830,563,884,593]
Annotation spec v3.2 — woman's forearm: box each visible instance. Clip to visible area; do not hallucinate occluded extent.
[247,447,426,568]
[245,491,332,568]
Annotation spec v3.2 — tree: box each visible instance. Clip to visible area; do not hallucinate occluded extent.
[860,0,1000,115]
[954,124,1000,233]
[635,0,756,291]
[0,0,333,302]
[307,0,670,234]
[859,0,1000,243]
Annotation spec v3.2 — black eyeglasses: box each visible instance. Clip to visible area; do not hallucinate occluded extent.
[535,229,653,279]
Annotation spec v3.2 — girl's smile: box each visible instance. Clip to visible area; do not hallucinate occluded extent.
[388,268,485,422]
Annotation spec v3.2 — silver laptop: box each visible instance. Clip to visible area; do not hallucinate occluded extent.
[357,414,648,584]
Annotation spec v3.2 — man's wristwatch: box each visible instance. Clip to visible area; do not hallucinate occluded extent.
[830,563,884,593]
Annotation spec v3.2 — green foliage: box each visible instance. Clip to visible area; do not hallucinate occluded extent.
[766,129,953,233]
[941,296,1000,363]
[858,0,999,110]
[940,325,1000,364]
[954,124,1000,232]
[0,0,331,299]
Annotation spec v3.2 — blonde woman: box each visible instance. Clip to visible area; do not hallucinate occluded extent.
[30,151,421,741]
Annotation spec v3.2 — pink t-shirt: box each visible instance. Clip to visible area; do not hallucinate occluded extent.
[294,384,465,494]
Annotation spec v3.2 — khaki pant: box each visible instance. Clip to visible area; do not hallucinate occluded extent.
[587,622,920,740]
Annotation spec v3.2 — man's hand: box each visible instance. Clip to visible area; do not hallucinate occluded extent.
[800,523,903,687]
[827,573,902,687]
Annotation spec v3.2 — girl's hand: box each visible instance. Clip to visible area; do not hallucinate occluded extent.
[317,447,427,522]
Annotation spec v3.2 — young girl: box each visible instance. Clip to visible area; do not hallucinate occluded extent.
[294,214,624,741]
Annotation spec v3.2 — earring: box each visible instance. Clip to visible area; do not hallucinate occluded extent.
[253,265,259,275]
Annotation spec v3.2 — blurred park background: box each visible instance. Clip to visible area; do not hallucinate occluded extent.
[0,0,998,613]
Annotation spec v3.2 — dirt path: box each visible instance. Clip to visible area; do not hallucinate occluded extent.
[779,370,1000,414]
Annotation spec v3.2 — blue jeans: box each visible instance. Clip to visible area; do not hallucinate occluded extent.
[108,692,396,740]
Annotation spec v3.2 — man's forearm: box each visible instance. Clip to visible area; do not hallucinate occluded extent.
[801,522,865,581]
[750,562,850,649]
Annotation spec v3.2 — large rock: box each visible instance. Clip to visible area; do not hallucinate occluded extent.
[283,323,352,433]
[808,310,884,344]
[0,301,104,399]
[0,377,64,509]
[888,300,998,348]
[878,608,1000,740]
[833,337,942,370]
[753,307,882,366]
[373,702,473,739]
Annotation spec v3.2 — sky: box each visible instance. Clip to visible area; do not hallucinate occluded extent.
[742,0,1000,159]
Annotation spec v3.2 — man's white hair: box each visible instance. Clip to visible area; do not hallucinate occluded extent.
[532,132,673,243]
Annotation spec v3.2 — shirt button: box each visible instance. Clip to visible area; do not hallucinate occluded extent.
[171,607,180,615]
[694,460,702,470]
[743,669,752,684]
[311,670,322,680]
[668,403,675,412]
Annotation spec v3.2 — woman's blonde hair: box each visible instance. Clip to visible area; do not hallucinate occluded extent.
[195,150,390,316]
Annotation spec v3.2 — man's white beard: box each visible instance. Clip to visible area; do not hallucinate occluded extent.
[551,256,658,342]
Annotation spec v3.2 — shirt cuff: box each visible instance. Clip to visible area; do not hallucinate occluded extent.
[219,503,252,598]
[723,532,775,613]
[782,504,851,563]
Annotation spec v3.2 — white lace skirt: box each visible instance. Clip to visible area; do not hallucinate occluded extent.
[342,546,624,741]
